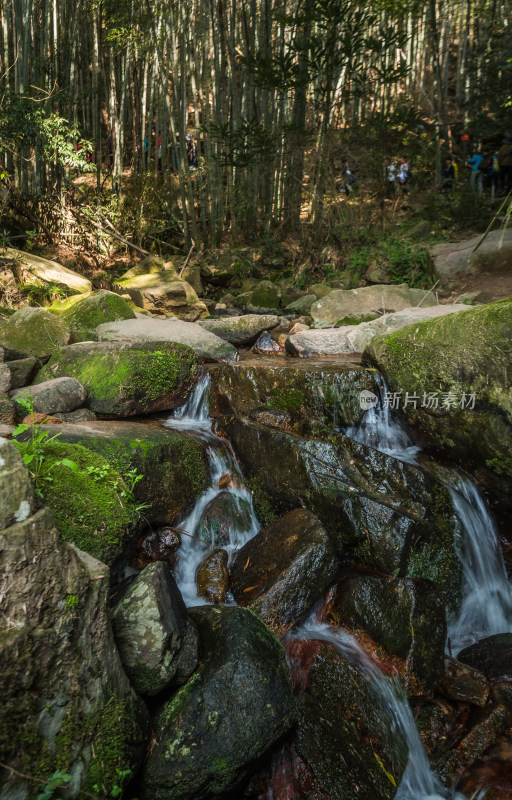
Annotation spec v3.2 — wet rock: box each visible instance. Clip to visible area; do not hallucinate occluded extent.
[4,356,38,390]
[0,439,148,799]
[132,526,182,570]
[35,340,197,417]
[50,289,136,341]
[364,299,512,510]
[253,330,281,353]
[141,605,296,800]
[231,509,338,633]
[310,283,436,326]
[35,419,210,527]
[209,359,378,430]
[288,638,408,800]
[196,547,229,603]
[440,657,490,707]
[222,417,463,610]
[247,280,282,313]
[413,701,451,753]
[95,317,237,362]
[458,633,512,681]
[196,490,253,546]
[0,306,71,359]
[437,704,511,786]
[112,562,198,695]
[329,576,446,690]
[197,313,280,346]
[11,377,87,418]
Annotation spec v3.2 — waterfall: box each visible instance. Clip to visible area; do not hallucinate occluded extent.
[295,619,476,800]
[345,378,420,464]
[165,373,260,606]
[447,477,512,655]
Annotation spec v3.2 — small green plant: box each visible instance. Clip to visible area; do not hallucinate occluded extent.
[64,594,79,612]
[28,770,72,800]
[25,229,37,251]
[0,228,11,250]
[12,395,78,494]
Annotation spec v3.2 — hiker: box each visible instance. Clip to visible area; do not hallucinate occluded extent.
[498,135,512,195]
[385,160,397,195]
[467,151,485,194]
[397,157,411,193]
[484,151,500,198]
[341,160,357,195]
[442,156,455,192]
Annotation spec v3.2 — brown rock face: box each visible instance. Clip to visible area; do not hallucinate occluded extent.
[196,547,229,603]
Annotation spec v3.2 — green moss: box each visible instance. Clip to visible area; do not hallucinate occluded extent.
[245,476,279,526]
[268,387,304,411]
[335,313,379,326]
[61,291,136,341]
[40,442,134,564]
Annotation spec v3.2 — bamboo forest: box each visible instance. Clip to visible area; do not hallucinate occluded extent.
[1,1,512,800]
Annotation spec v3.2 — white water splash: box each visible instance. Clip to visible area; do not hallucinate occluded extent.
[295,619,475,800]
[447,477,512,655]
[346,380,420,464]
[165,373,260,606]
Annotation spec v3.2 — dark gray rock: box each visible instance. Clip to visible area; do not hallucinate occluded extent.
[4,357,38,390]
[458,633,512,681]
[11,377,87,417]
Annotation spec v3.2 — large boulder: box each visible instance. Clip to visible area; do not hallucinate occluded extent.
[32,419,210,527]
[141,605,296,800]
[286,304,468,356]
[0,306,71,359]
[287,637,409,800]
[25,441,137,564]
[112,562,198,696]
[222,417,463,611]
[113,270,208,321]
[0,439,147,800]
[35,340,198,417]
[430,228,512,280]
[231,509,338,634]
[364,299,512,508]
[310,283,437,326]
[50,289,136,341]
[327,576,447,690]
[458,633,512,681]
[95,317,237,362]
[10,377,87,417]
[209,358,379,430]
[0,247,92,293]
[197,314,280,346]
[4,356,38,390]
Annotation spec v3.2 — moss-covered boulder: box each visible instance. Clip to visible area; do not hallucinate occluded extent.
[363,300,512,509]
[33,441,136,564]
[50,289,136,341]
[36,340,197,417]
[328,576,447,690]
[141,605,296,800]
[112,562,198,696]
[288,638,409,799]
[0,306,71,359]
[0,439,148,800]
[231,509,338,634]
[36,419,210,527]
[1,247,92,293]
[246,280,282,313]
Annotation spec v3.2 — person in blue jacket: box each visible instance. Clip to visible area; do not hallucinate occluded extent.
[467,152,485,194]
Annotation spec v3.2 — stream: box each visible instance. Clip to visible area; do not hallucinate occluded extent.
[165,366,512,799]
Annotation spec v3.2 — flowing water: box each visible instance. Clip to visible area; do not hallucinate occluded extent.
[164,373,260,606]
[294,618,478,800]
[447,477,512,654]
[345,378,420,463]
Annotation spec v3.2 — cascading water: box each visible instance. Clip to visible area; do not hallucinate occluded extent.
[447,477,512,655]
[345,377,420,463]
[295,619,479,800]
[165,373,260,606]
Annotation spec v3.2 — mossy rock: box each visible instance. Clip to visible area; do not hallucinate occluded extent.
[41,419,210,527]
[0,306,71,359]
[364,299,512,509]
[246,280,282,312]
[335,312,380,326]
[36,341,197,417]
[50,290,136,342]
[34,441,135,564]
